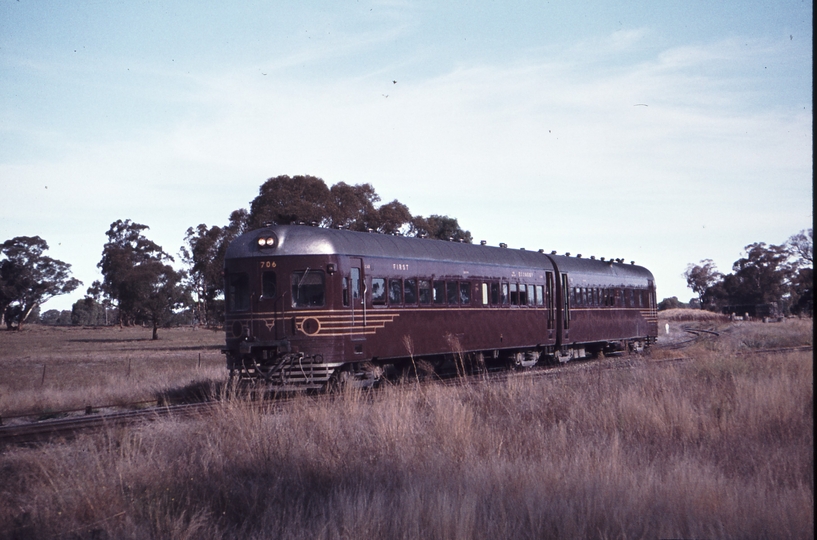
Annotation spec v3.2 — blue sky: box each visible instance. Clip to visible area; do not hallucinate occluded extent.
[0,0,812,311]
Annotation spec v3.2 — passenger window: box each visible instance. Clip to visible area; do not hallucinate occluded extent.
[371,278,386,305]
[491,283,500,305]
[404,279,417,304]
[227,273,250,312]
[262,271,277,298]
[510,283,518,305]
[629,289,635,307]
[342,277,349,306]
[389,279,403,304]
[460,282,471,305]
[291,270,325,307]
[447,281,459,304]
[518,284,528,305]
[501,283,509,305]
[482,283,489,305]
[419,279,431,304]
[351,268,361,300]
[581,288,587,306]
[527,285,534,306]
[433,281,446,304]
[535,285,544,306]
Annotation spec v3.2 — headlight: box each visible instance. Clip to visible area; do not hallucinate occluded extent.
[256,235,277,248]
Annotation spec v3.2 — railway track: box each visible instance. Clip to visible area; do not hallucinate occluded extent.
[1,344,811,447]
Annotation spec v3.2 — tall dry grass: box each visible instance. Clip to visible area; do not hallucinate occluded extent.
[1,339,812,538]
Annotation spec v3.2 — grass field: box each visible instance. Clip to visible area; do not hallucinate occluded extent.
[0,325,224,418]
[0,316,812,539]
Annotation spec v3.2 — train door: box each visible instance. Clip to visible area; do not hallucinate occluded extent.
[561,273,570,340]
[546,271,555,334]
[348,258,366,340]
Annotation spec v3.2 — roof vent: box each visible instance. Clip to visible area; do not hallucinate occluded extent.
[538,249,544,253]
[480,240,487,245]
[600,257,605,261]
[576,254,582,258]
[520,247,526,251]
[565,252,570,257]
[590,255,596,260]
[631,261,635,265]
[500,243,508,248]
[551,250,557,255]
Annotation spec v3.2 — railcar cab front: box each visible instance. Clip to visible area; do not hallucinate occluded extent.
[222,227,344,384]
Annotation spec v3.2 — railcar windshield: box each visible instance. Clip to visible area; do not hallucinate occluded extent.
[227,273,250,312]
[291,270,326,307]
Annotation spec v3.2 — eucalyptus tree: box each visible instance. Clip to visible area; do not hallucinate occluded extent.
[0,236,81,329]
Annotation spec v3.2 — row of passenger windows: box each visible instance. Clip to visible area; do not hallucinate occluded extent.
[227,269,651,312]
[570,287,647,308]
[364,278,547,307]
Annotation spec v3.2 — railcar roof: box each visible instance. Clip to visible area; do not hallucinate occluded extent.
[548,254,654,282]
[226,225,653,280]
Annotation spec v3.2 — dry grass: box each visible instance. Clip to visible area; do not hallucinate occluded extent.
[0,321,812,539]
[0,325,225,417]
[659,308,729,322]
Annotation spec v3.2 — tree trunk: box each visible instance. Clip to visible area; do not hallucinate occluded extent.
[152,322,159,340]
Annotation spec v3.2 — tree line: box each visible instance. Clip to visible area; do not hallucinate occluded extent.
[0,175,471,337]
[671,229,813,316]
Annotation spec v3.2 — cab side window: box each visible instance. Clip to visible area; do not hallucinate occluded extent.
[262,271,277,298]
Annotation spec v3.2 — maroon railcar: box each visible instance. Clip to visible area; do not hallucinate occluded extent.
[223,225,658,388]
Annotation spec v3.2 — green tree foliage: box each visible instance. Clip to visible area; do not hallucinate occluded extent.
[247,175,332,229]
[787,228,813,266]
[244,175,467,239]
[658,297,687,311]
[729,242,792,305]
[181,224,234,326]
[411,214,472,242]
[327,182,380,230]
[95,220,189,339]
[370,200,414,235]
[71,297,112,326]
[786,228,813,315]
[683,259,722,309]
[0,236,82,329]
[690,230,813,316]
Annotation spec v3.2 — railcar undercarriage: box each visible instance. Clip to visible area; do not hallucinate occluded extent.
[226,337,653,390]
